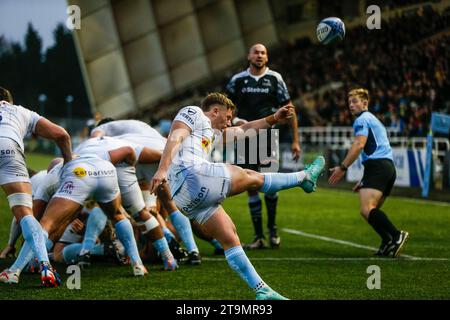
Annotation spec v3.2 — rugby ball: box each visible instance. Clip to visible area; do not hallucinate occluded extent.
[316,17,345,45]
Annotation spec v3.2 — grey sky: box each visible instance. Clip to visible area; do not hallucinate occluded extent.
[0,0,68,49]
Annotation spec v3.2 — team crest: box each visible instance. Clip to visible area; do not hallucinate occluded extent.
[73,167,87,178]
[201,137,211,152]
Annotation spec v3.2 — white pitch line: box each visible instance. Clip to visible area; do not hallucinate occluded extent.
[282,228,421,260]
[202,257,450,261]
[400,198,450,207]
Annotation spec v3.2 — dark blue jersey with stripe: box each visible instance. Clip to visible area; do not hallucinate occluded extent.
[225,68,290,121]
[353,111,393,163]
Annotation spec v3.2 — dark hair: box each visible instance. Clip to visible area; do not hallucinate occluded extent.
[0,87,13,103]
[96,117,115,127]
[201,92,236,111]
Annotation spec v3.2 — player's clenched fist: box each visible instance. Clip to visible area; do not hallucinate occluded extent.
[274,104,295,124]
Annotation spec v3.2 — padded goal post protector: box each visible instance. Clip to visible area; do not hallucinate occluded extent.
[422,113,450,197]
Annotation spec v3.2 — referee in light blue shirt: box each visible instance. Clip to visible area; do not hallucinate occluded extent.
[328,88,409,257]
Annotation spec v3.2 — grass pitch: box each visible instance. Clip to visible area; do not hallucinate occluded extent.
[0,153,449,300]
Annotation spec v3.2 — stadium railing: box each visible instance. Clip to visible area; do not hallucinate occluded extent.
[298,127,450,158]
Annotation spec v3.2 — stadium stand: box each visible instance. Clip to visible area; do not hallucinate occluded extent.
[142,5,450,141]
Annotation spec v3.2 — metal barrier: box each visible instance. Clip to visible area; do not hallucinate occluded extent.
[298,127,450,157]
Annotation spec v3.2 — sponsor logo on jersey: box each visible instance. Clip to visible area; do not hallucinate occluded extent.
[241,87,270,94]
[262,79,271,87]
[182,187,208,213]
[87,169,115,177]
[59,181,74,195]
[73,167,87,178]
[0,114,2,122]
[15,173,28,177]
[0,149,16,156]
[187,108,197,116]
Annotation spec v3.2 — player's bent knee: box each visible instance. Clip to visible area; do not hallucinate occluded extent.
[360,206,374,219]
[7,193,32,209]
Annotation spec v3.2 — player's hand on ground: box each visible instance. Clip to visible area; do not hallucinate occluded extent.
[150,170,168,194]
[328,166,345,185]
[71,218,85,234]
[274,104,295,124]
[291,142,301,161]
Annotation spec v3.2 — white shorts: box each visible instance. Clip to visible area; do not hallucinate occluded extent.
[0,137,30,185]
[54,157,119,205]
[172,162,231,225]
[116,166,145,215]
[58,224,83,244]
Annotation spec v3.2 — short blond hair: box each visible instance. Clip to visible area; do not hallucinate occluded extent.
[348,88,370,104]
[201,92,236,111]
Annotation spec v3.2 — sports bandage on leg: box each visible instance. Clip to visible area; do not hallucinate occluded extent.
[142,190,157,208]
[7,193,32,209]
[136,216,160,235]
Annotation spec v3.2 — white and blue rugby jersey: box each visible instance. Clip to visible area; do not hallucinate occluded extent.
[0,101,42,151]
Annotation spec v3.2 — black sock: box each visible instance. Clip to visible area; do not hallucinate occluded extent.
[249,197,264,239]
[368,208,401,243]
[265,193,278,234]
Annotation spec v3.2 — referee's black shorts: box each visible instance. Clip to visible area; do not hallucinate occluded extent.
[360,159,396,197]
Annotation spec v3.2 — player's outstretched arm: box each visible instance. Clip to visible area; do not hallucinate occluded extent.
[150,121,191,194]
[328,135,367,185]
[34,118,72,164]
[223,104,295,142]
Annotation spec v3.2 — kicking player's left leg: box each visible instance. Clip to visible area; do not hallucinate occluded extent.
[227,155,325,197]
